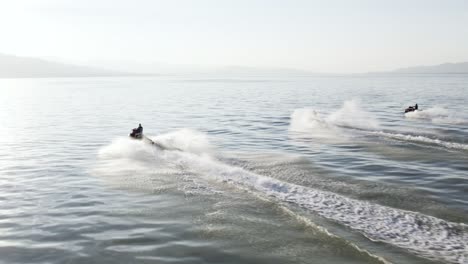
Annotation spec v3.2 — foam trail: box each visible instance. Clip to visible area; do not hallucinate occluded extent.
[405,107,468,125]
[98,137,160,164]
[95,134,223,196]
[290,109,328,131]
[150,128,214,155]
[289,108,341,139]
[373,131,468,151]
[326,100,380,130]
[96,130,468,263]
[94,138,161,194]
[160,148,468,264]
[290,100,379,134]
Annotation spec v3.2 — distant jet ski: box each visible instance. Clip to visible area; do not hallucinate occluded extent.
[130,123,144,139]
[404,103,419,113]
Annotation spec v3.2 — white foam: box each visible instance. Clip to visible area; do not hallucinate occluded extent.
[289,108,342,140]
[290,108,329,131]
[98,137,157,161]
[96,131,468,263]
[121,139,468,263]
[289,100,379,137]
[94,131,218,194]
[150,128,214,155]
[326,100,380,130]
[192,158,468,264]
[373,131,468,151]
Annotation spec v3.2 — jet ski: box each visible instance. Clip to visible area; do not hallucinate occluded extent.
[129,128,180,151]
[130,131,166,149]
[405,106,416,113]
[129,129,143,139]
[404,104,419,113]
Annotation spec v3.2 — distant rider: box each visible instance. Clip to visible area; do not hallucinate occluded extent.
[136,123,143,134]
[130,123,143,138]
[404,103,419,113]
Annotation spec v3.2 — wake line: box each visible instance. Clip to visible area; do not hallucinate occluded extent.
[257,179,467,264]
[178,152,468,264]
[372,131,468,151]
[96,131,468,263]
[247,190,392,264]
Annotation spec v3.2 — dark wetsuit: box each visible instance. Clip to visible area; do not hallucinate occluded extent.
[136,125,143,134]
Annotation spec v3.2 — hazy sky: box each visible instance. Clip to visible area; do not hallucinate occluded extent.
[1,0,468,73]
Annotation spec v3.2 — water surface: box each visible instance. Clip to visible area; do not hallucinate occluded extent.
[1,75,467,264]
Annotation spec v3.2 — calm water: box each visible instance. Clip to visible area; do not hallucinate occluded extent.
[1,75,467,264]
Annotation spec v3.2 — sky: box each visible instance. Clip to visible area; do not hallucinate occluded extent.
[0,0,468,73]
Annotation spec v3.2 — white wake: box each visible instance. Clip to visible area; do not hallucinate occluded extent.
[96,130,468,263]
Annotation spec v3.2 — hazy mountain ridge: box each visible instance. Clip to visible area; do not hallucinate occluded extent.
[0,54,314,77]
[1,53,468,77]
[0,53,125,78]
[393,62,468,74]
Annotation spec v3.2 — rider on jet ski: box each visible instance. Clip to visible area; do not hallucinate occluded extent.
[130,124,143,139]
[405,103,418,113]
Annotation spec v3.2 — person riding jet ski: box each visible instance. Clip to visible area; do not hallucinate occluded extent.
[130,124,143,139]
[127,125,179,150]
[405,104,418,113]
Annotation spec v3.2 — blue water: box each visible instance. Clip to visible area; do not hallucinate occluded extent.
[0,75,467,264]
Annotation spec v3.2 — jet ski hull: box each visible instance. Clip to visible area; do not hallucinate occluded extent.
[129,134,171,150]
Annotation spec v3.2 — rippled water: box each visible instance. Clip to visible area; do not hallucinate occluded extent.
[1,75,467,264]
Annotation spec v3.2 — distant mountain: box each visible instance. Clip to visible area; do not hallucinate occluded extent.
[0,53,126,78]
[208,65,318,76]
[1,54,316,78]
[91,60,320,76]
[173,65,319,77]
[392,62,468,74]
